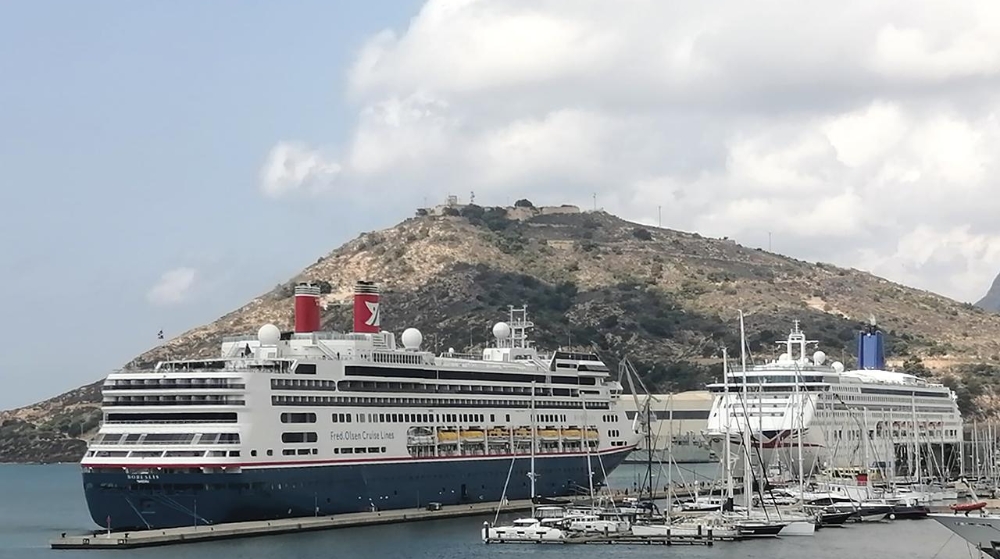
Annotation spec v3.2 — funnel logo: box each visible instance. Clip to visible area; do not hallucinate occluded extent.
[365,301,380,327]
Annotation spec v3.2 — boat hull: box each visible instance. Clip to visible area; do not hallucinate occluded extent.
[82,448,631,530]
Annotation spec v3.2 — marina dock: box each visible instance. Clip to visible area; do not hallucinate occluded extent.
[51,499,536,550]
[50,487,704,550]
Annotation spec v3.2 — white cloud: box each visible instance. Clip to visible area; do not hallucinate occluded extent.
[259,142,342,198]
[147,268,197,306]
[259,0,1000,301]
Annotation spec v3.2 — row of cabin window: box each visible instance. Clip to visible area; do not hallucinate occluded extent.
[336,380,580,397]
[607,429,621,437]
[334,446,386,455]
[327,412,572,425]
[271,395,610,410]
[272,378,336,390]
[106,379,246,390]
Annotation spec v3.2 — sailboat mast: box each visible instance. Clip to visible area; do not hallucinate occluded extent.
[723,348,733,502]
[646,397,653,502]
[667,394,674,512]
[530,380,536,517]
[795,361,804,499]
[910,393,919,484]
[583,394,595,504]
[739,311,751,513]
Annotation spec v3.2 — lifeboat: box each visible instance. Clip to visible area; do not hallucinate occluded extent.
[950,501,988,513]
[487,428,509,439]
[461,429,485,442]
[561,429,582,440]
[537,429,560,441]
[585,429,599,440]
[514,428,532,440]
[437,430,459,442]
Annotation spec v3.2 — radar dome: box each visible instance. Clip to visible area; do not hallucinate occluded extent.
[492,322,512,340]
[258,323,280,346]
[778,352,791,363]
[832,361,844,373]
[813,351,827,365]
[401,327,423,350]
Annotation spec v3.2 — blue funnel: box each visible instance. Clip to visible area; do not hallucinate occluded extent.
[857,321,885,370]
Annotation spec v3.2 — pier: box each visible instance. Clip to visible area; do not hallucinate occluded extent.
[51,499,536,550]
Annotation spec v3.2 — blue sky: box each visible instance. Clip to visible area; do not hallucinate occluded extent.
[4,0,1000,409]
[0,1,423,409]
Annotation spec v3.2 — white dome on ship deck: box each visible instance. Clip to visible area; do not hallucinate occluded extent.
[778,352,791,363]
[258,323,280,346]
[493,322,512,339]
[401,328,423,350]
[832,361,844,373]
[813,351,827,365]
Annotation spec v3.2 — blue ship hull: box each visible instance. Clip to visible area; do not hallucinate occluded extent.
[81,448,632,530]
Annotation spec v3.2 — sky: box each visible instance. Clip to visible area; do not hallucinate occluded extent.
[3,0,1000,409]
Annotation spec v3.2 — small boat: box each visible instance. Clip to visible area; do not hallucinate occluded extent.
[482,518,566,543]
[561,429,582,440]
[437,430,459,442]
[537,429,560,441]
[852,504,893,522]
[818,511,853,527]
[733,519,786,537]
[461,429,485,442]
[949,501,988,513]
[890,503,929,520]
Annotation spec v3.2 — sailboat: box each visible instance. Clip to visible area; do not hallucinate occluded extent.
[482,381,567,543]
[723,312,814,537]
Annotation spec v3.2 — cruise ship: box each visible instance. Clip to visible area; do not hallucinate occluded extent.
[704,319,962,478]
[81,281,641,530]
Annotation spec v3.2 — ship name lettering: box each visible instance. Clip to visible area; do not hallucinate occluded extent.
[330,430,396,441]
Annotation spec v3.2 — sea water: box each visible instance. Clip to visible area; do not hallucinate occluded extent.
[0,463,975,559]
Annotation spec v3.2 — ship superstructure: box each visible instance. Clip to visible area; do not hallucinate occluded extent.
[704,320,962,478]
[81,281,641,530]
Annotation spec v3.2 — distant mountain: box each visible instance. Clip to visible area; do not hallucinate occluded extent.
[977,272,1000,312]
[5,203,1000,463]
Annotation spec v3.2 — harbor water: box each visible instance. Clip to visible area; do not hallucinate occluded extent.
[0,463,975,559]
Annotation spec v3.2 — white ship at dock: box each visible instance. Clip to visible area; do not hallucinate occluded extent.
[80,281,641,530]
[704,320,962,479]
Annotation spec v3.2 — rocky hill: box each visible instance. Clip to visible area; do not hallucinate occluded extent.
[977,272,1000,312]
[5,203,1000,463]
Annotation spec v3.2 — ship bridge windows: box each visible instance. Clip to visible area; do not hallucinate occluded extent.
[293,363,317,375]
[281,432,318,443]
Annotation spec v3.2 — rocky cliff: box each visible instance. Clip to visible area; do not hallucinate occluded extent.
[5,204,1000,462]
[977,272,1000,312]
